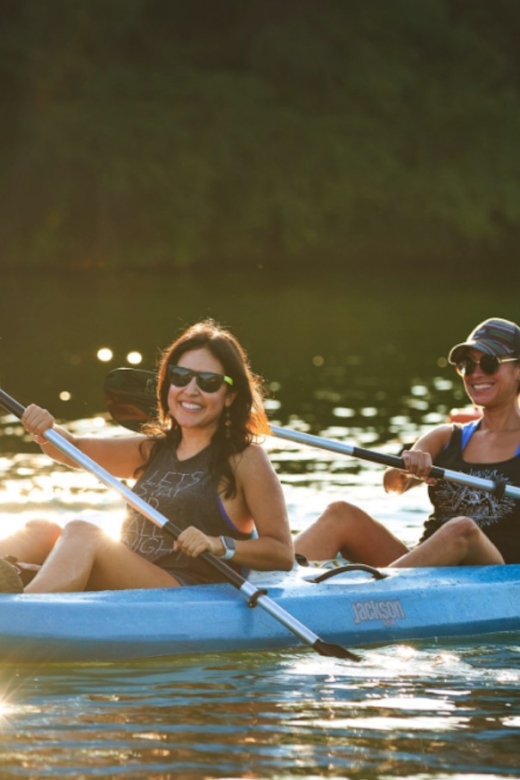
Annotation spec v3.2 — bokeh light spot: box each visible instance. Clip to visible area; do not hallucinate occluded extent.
[97,348,113,362]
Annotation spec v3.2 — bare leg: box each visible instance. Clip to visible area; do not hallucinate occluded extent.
[25,519,181,593]
[390,517,505,567]
[0,519,62,563]
[294,501,409,567]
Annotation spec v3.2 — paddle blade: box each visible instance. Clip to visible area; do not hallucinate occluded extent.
[313,639,361,662]
[104,368,158,431]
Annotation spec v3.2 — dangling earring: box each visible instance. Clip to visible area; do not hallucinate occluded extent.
[224,407,232,438]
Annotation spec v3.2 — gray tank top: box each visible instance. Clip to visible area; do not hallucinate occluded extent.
[120,441,253,582]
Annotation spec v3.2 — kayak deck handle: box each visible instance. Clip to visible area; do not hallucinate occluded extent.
[309,564,388,583]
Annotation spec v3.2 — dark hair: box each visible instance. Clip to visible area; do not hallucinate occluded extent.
[144,319,269,497]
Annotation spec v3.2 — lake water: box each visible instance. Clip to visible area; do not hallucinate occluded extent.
[0,270,519,778]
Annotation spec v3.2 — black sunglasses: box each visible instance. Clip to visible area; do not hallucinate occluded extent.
[168,365,234,393]
[455,354,518,377]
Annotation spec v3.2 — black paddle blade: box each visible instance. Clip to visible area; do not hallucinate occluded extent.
[104,368,158,431]
[313,639,361,662]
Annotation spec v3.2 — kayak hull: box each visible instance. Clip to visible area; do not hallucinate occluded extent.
[1,564,519,663]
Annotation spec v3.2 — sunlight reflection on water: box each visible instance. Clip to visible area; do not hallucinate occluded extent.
[0,417,130,540]
[0,407,518,776]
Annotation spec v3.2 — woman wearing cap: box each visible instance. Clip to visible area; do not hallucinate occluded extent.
[295,317,520,568]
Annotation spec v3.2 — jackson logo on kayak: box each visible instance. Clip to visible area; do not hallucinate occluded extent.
[352,599,405,627]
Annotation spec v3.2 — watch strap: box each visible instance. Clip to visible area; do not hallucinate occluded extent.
[220,535,236,560]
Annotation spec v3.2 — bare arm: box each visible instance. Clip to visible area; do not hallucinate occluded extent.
[21,404,150,479]
[383,424,453,495]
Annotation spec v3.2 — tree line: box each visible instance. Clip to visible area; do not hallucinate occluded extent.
[1,0,520,275]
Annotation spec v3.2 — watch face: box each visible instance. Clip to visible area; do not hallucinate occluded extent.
[223,536,236,552]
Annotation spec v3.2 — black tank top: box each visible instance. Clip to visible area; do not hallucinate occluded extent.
[120,442,253,582]
[421,424,520,563]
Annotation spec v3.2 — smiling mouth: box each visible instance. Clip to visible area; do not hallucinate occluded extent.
[180,401,203,411]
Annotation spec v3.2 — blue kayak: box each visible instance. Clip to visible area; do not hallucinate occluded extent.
[0,562,519,663]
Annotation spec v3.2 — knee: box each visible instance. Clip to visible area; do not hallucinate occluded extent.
[440,516,480,544]
[309,502,350,535]
[322,501,360,521]
[60,519,105,545]
[320,501,367,529]
[24,519,62,547]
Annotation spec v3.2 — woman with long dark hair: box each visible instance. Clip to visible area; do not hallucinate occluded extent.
[1,320,293,592]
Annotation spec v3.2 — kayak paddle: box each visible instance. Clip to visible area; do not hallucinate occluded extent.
[103,367,520,502]
[0,387,360,662]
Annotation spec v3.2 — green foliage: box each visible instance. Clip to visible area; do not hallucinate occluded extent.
[1,0,520,272]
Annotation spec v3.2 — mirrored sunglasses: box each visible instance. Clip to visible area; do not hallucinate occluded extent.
[168,365,234,393]
[455,354,518,377]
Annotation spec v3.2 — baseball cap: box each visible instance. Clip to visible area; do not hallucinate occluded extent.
[448,317,520,364]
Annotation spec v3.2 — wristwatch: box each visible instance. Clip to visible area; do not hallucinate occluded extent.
[219,536,237,560]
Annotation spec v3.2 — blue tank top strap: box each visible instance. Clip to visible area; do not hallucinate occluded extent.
[460,419,480,450]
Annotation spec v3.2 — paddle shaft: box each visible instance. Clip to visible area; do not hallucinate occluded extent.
[102,367,520,503]
[0,388,359,661]
[270,426,520,501]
